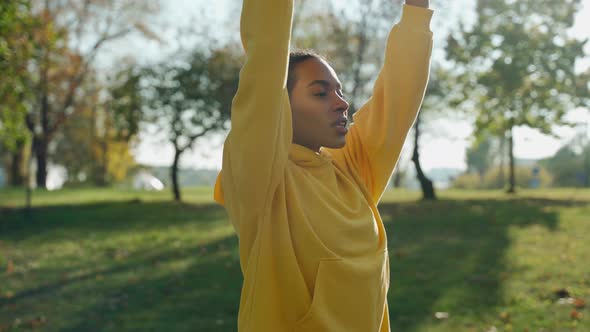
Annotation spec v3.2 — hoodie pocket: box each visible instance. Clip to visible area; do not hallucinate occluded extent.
[293,249,389,332]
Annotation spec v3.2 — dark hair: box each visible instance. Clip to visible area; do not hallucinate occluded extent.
[287,49,327,94]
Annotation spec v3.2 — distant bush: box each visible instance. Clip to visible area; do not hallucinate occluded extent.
[452,165,553,190]
[451,172,481,189]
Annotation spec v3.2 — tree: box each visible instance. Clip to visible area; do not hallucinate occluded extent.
[445,0,590,194]
[52,69,138,186]
[24,0,158,188]
[142,46,242,202]
[96,66,145,185]
[411,111,436,199]
[540,130,590,187]
[466,133,494,183]
[0,0,36,186]
[410,66,450,200]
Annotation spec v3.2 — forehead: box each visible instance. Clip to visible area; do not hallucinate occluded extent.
[295,58,341,88]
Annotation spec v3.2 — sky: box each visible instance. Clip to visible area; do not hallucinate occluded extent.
[100,0,590,172]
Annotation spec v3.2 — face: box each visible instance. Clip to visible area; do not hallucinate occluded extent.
[288,58,350,153]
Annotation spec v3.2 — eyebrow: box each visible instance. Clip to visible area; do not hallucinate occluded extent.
[307,80,342,90]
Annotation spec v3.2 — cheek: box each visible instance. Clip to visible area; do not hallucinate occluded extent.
[299,96,328,118]
[291,96,330,136]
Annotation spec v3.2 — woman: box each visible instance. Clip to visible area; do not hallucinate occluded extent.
[214,0,433,330]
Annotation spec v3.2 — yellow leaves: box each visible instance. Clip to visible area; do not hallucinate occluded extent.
[105,141,136,183]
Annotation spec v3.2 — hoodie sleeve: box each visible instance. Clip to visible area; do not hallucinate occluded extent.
[214,0,294,240]
[324,4,433,204]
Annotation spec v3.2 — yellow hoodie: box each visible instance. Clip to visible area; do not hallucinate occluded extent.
[213,1,433,331]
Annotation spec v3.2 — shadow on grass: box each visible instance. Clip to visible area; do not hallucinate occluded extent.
[58,235,243,332]
[0,200,239,331]
[0,200,225,242]
[381,198,571,330]
[0,197,582,331]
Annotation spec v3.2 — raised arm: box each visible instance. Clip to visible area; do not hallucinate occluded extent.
[215,0,294,236]
[324,4,433,203]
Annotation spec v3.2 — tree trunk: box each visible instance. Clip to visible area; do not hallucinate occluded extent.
[392,167,404,188]
[411,112,436,200]
[499,132,505,189]
[34,39,51,190]
[33,135,48,189]
[25,151,33,213]
[101,139,109,186]
[9,142,25,186]
[171,147,182,202]
[93,137,109,187]
[506,125,516,194]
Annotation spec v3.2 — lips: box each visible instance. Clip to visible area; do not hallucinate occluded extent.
[333,117,348,128]
[333,117,348,135]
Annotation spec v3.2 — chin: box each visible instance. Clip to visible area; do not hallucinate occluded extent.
[324,137,347,149]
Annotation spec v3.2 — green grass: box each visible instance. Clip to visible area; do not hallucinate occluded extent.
[1,187,589,331]
[0,186,215,208]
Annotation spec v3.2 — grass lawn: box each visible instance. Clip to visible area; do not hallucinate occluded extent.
[1,187,589,331]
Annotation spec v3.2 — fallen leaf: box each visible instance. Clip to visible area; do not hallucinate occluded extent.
[573,298,586,309]
[570,309,582,320]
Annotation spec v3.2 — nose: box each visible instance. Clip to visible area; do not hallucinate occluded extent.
[334,94,349,114]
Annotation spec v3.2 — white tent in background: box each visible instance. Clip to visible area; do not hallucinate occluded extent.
[133,170,164,191]
[47,165,67,191]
